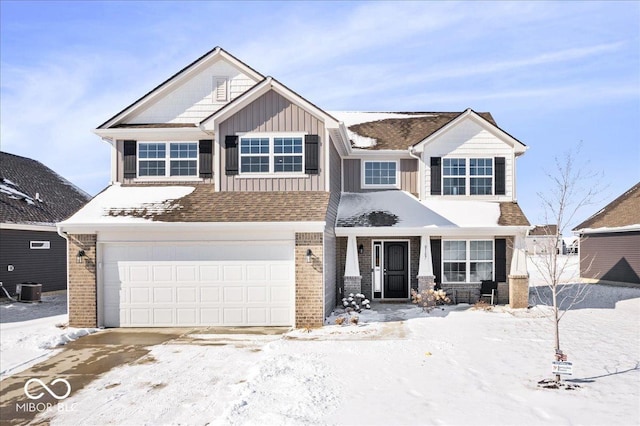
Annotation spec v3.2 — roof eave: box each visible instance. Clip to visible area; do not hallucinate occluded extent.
[335,225,530,237]
[93,127,213,141]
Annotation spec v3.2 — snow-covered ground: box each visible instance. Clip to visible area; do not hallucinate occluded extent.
[33,258,639,426]
[0,292,96,377]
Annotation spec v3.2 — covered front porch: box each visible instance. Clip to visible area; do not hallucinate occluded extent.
[335,191,531,308]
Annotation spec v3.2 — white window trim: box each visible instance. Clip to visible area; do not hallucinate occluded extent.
[137,141,200,179]
[237,133,306,176]
[361,159,400,189]
[30,241,50,250]
[442,157,494,196]
[442,239,494,284]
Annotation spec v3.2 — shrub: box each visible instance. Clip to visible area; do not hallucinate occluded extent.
[341,293,371,313]
[411,288,451,312]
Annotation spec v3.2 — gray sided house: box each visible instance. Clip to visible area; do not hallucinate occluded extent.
[573,182,640,285]
[59,47,532,329]
[0,152,90,295]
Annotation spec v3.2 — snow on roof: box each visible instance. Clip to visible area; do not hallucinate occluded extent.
[329,112,434,148]
[61,184,194,225]
[336,191,501,229]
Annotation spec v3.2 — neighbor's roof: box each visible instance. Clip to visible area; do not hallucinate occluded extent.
[0,152,90,226]
[336,191,529,231]
[61,184,330,225]
[573,182,640,232]
[330,111,497,150]
[528,224,558,236]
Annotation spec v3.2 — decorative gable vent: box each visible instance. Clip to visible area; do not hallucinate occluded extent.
[214,77,228,102]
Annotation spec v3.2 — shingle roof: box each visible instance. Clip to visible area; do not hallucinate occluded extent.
[529,224,558,235]
[498,202,531,227]
[113,185,330,223]
[573,182,640,231]
[347,112,496,150]
[0,152,90,225]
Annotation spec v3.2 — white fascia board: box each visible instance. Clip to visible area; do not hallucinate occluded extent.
[93,127,212,141]
[412,109,527,154]
[348,149,413,159]
[100,48,264,129]
[201,78,339,130]
[574,224,640,235]
[1,223,57,232]
[335,225,530,237]
[59,221,326,235]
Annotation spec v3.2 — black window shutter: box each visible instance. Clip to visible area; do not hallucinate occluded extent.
[225,135,238,175]
[430,238,442,284]
[199,140,213,178]
[495,157,506,195]
[305,134,319,175]
[430,157,442,195]
[495,238,507,282]
[123,140,137,179]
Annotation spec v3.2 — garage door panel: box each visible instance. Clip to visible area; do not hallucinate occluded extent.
[177,287,197,303]
[102,242,294,327]
[153,308,174,325]
[129,265,150,282]
[223,287,244,303]
[153,287,174,303]
[152,265,173,282]
[223,308,244,324]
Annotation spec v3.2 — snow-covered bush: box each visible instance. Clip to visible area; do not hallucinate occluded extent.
[410,288,450,312]
[341,293,371,313]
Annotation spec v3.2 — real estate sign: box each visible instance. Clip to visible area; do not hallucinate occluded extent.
[552,361,573,376]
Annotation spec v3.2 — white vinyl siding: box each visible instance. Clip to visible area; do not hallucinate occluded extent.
[424,118,514,200]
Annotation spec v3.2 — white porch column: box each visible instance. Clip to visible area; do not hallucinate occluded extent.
[509,232,529,308]
[417,235,436,292]
[344,235,362,296]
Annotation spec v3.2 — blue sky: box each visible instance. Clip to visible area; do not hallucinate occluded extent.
[1,1,638,232]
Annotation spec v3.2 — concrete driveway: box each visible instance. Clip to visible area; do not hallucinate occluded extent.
[0,327,286,425]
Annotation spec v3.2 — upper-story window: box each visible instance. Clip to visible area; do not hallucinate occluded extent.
[138,142,197,177]
[239,135,303,174]
[443,158,493,195]
[363,161,398,187]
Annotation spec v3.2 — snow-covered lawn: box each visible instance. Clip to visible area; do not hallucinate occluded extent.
[0,292,96,377]
[38,280,639,425]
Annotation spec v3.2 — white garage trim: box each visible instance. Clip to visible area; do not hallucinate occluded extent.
[98,240,295,327]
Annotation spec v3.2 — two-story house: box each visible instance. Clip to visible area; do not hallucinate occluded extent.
[59,47,531,329]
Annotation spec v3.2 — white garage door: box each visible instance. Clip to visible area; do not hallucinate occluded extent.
[101,241,294,327]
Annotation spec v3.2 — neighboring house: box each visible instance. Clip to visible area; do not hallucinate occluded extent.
[573,182,640,285]
[562,236,579,255]
[525,225,560,255]
[58,47,531,329]
[0,152,90,296]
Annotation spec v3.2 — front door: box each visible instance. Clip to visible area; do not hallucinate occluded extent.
[384,242,408,298]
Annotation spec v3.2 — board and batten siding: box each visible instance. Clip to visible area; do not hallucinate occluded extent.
[343,158,418,194]
[423,119,514,200]
[127,60,258,124]
[219,90,326,191]
[0,229,67,295]
[580,231,640,284]
[323,138,342,316]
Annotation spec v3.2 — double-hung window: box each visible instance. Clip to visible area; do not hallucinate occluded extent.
[443,158,466,195]
[363,161,398,187]
[443,240,494,283]
[138,142,198,177]
[239,135,304,174]
[470,158,493,195]
[443,158,493,195]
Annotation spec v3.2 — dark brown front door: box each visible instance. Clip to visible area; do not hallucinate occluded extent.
[384,242,408,298]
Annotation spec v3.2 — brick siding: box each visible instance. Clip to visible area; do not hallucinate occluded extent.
[295,233,324,328]
[67,234,97,328]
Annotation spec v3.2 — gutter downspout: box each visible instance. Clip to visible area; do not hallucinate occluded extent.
[408,147,422,200]
[56,225,71,301]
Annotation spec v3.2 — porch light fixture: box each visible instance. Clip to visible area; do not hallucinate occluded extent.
[306,249,313,263]
[76,250,86,264]
[358,244,364,255]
